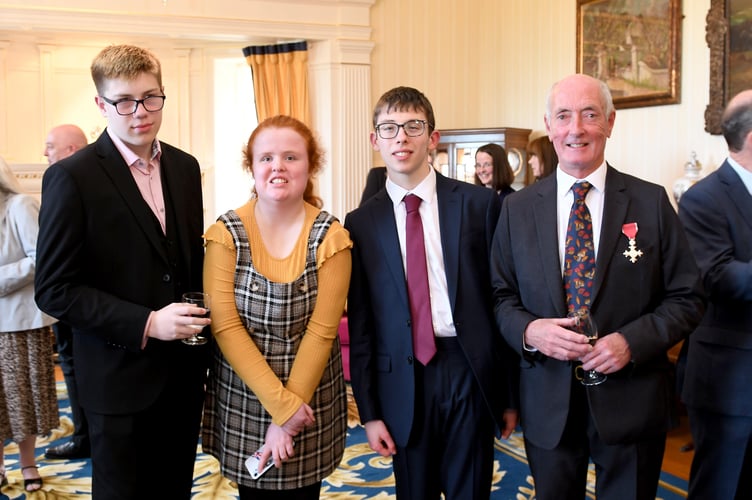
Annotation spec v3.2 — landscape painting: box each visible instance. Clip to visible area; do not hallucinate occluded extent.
[577,0,681,109]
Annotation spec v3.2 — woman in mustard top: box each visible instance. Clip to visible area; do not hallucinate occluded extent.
[202,115,350,499]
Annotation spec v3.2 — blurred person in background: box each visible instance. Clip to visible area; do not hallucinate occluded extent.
[0,156,59,492]
[41,123,91,461]
[474,142,515,204]
[678,89,752,500]
[526,135,558,181]
[43,124,87,165]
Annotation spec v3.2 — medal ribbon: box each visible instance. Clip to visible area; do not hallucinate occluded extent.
[622,222,638,240]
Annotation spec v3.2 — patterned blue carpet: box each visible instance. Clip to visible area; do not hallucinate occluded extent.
[0,383,688,499]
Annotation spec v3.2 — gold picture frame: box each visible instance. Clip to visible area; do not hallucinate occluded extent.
[577,0,682,109]
[705,0,752,134]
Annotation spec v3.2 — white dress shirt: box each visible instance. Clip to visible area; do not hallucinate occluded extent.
[556,163,608,274]
[385,166,457,337]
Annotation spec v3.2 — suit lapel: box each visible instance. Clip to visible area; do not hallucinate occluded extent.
[533,178,568,316]
[436,175,460,309]
[95,132,169,264]
[592,166,629,303]
[370,192,410,307]
[719,162,752,233]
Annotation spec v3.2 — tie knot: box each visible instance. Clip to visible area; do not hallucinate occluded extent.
[404,194,422,213]
[572,181,592,202]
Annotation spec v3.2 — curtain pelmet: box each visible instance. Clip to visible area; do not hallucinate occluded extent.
[242,41,309,125]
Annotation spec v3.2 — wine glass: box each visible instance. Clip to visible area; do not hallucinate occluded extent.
[568,310,606,386]
[182,292,210,346]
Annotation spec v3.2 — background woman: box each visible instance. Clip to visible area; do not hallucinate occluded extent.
[526,135,558,181]
[0,156,58,493]
[474,143,515,204]
[202,115,350,499]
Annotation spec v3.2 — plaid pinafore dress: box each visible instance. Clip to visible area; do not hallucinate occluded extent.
[202,209,347,489]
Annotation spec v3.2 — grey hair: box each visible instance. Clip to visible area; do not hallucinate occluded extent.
[545,75,614,119]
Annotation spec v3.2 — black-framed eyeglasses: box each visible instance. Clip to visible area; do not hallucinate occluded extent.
[375,120,430,139]
[100,95,166,115]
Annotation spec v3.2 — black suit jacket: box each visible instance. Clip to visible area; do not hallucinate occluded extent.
[678,161,752,415]
[359,166,387,206]
[492,166,704,447]
[345,172,517,447]
[35,131,208,415]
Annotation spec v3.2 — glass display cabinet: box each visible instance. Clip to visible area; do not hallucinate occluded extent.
[434,127,533,188]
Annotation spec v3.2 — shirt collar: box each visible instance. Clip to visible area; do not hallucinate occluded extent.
[556,161,607,198]
[726,157,752,196]
[107,128,162,168]
[385,164,436,206]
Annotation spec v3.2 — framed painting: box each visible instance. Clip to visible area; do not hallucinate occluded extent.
[705,0,752,134]
[577,0,682,109]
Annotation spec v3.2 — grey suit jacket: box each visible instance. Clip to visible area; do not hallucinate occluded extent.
[492,165,704,447]
[0,192,56,331]
[678,161,752,415]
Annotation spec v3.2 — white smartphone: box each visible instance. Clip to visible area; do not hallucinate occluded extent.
[245,446,274,480]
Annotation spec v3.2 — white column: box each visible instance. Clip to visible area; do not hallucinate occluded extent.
[38,44,55,144]
[173,48,192,150]
[309,39,374,221]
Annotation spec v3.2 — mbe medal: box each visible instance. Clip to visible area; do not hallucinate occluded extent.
[622,222,643,263]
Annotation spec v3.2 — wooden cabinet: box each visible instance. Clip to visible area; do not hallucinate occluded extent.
[435,127,532,188]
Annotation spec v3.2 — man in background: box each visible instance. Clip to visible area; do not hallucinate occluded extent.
[678,89,752,499]
[41,123,91,460]
[43,124,88,165]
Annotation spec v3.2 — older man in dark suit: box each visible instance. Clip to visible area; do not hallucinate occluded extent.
[678,89,752,499]
[35,45,209,499]
[491,74,704,500]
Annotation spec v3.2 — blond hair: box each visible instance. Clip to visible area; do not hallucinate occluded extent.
[0,156,23,195]
[90,45,162,95]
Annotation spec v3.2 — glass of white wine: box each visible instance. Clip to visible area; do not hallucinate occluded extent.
[182,292,210,346]
[568,310,606,386]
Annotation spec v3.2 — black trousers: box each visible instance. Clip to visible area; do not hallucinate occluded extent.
[525,374,666,500]
[392,337,495,500]
[687,407,752,500]
[86,378,204,500]
[237,481,322,499]
[53,322,89,450]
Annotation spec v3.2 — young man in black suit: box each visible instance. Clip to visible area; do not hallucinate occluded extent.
[35,44,209,499]
[491,74,704,499]
[345,86,518,499]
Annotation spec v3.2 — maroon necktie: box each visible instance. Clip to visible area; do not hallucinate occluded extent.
[404,194,437,365]
[563,181,595,315]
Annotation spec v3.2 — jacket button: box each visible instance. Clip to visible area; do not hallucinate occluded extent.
[162,274,171,282]
[407,356,414,364]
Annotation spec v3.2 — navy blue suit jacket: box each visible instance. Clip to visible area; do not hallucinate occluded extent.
[345,172,516,447]
[492,166,704,447]
[35,131,208,415]
[678,161,752,415]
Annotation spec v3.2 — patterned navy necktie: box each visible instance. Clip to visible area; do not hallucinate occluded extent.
[404,194,437,365]
[563,181,595,315]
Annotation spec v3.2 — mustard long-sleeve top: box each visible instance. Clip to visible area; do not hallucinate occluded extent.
[203,199,352,426]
